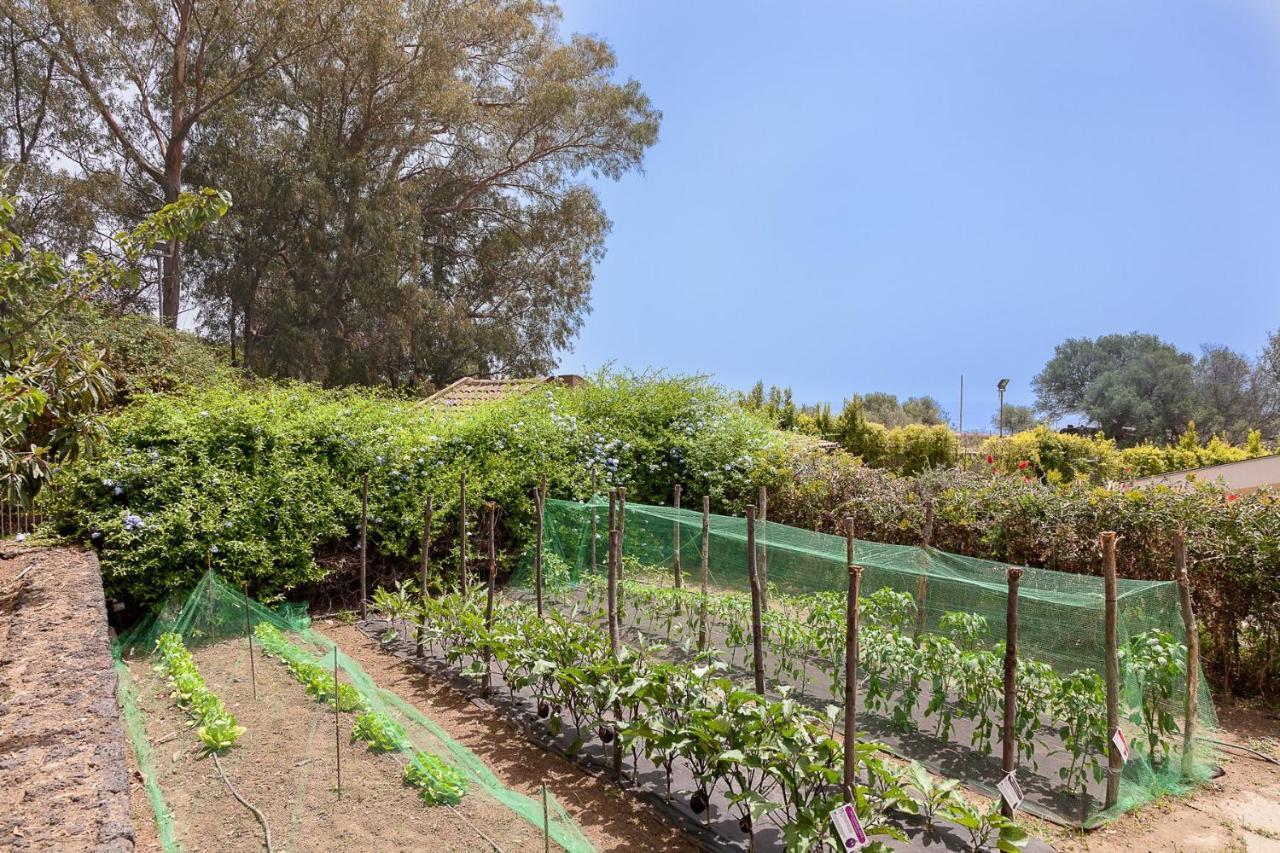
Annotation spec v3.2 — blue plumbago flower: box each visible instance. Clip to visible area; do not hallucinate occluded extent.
[223,521,233,529]
[113,486,123,496]
[210,544,220,554]
[15,533,26,542]
[148,450,160,462]
[376,455,386,465]
[123,513,145,532]
[103,478,116,488]
[199,410,210,417]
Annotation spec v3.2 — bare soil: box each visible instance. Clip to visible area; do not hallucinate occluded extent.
[315,620,699,853]
[125,637,556,852]
[0,544,134,852]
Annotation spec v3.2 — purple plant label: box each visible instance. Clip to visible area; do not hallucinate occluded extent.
[1113,727,1129,763]
[829,802,868,850]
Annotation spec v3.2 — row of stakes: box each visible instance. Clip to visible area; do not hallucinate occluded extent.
[332,470,1203,822]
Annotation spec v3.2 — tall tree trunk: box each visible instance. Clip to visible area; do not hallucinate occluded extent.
[160,2,191,328]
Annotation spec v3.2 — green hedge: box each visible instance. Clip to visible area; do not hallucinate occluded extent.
[42,373,781,606]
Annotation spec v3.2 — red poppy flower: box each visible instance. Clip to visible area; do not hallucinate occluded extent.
[1227,493,1238,502]
[985,454,994,465]
[1017,460,1029,470]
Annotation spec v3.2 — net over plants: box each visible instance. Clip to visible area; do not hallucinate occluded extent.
[115,571,594,853]
[513,497,1218,828]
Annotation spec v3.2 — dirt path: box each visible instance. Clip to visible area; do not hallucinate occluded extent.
[315,620,698,853]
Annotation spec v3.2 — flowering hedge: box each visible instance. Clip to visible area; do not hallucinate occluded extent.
[41,373,782,607]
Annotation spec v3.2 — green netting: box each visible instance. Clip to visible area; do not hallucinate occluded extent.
[513,497,1218,828]
[115,571,594,853]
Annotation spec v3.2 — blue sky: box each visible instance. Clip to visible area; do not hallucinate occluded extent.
[553,0,1280,431]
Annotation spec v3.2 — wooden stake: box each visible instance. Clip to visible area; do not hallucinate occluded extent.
[1001,567,1023,819]
[1175,530,1200,779]
[746,505,765,695]
[914,499,934,639]
[842,517,861,793]
[459,472,468,594]
[673,484,683,589]
[542,783,551,853]
[1102,531,1121,809]
[607,529,620,655]
[359,473,369,620]
[589,471,598,573]
[617,486,626,583]
[757,485,768,610]
[534,480,546,618]
[334,646,342,800]
[484,502,497,695]
[699,496,710,652]
[243,585,257,700]
[416,496,432,657]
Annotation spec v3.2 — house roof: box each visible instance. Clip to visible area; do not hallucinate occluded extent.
[1131,454,1280,495]
[421,375,585,411]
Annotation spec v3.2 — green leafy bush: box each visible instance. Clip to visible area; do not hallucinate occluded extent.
[403,751,468,805]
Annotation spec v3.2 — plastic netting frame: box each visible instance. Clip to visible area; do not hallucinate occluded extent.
[512,497,1218,828]
[114,571,594,853]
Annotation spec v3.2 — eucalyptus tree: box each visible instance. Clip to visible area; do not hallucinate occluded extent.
[4,0,336,326]
[186,0,660,388]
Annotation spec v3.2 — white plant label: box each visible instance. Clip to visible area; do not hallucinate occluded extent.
[1113,727,1129,763]
[829,802,868,850]
[997,771,1024,812]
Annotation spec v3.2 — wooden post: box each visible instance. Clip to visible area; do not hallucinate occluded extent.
[1175,530,1200,779]
[589,471,598,573]
[757,485,768,610]
[746,505,765,695]
[607,529,620,655]
[542,783,551,853]
[699,496,710,652]
[244,585,257,700]
[484,502,497,695]
[534,479,546,618]
[334,646,342,800]
[1001,567,1023,819]
[459,472,468,594]
[914,498,934,639]
[842,517,862,793]
[416,495,432,657]
[617,486,626,583]
[1102,531,1121,809]
[673,484,683,589]
[359,473,369,619]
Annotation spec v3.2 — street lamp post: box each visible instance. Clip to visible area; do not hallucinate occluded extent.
[997,378,1010,438]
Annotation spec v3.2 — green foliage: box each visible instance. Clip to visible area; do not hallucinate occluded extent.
[43,371,781,607]
[1033,333,1196,445]
[0,187,229,502]
[154,631,244,753]
[352,712,409,753]
[403,751,468,806]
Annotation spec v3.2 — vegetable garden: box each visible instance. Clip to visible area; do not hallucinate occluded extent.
[116,572,593,852]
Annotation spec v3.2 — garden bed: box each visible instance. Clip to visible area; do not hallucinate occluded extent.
[123,636,556,851]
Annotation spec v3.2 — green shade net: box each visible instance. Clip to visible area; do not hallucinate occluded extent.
[512,497,1218,828]
[114,571,594,853]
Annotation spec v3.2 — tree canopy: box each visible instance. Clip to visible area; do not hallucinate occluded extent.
[3,0,659,389]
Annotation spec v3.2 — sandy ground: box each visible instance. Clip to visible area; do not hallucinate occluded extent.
[316,620,698,852]
[1025,703,1280,853]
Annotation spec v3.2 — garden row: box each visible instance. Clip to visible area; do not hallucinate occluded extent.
[375,582,1031,853]
[153,628,469,807]
[578,570,1188,803]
